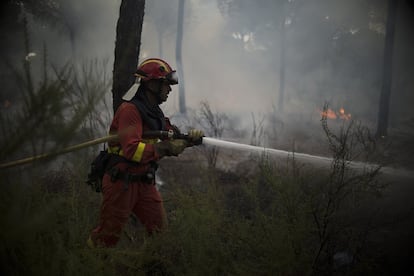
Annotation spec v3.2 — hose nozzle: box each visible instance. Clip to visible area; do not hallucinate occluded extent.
[142,130,203,145]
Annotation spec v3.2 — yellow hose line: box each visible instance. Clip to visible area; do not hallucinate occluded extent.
[0,134,118,170]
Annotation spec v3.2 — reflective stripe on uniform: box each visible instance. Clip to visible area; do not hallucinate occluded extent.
[132,142,146,162]
[108,139,159,162]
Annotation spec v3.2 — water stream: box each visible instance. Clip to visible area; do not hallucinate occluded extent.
[202,137,414,177]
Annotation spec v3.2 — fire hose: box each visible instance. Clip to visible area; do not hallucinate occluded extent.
[0,130,201,170]
[0,130,385,172]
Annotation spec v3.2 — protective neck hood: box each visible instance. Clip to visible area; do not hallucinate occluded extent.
[128,86,166,131]
[122,78,140,101]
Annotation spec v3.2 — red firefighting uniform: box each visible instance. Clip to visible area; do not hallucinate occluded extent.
[90,102,173,247]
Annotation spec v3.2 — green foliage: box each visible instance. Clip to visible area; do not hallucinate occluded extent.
[0,166,106,275]
[0,55,111,163]
[224,162,314,275]
[0,144,385,275]
[0,152,384,275]
[150,192,231,275]
[0,23,113,275]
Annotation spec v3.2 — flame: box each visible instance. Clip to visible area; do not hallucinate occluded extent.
[338,107,351,120]
[320,108,337,119]
[319,107,351,120]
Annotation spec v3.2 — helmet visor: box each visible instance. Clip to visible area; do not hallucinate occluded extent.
[166,71,178,85]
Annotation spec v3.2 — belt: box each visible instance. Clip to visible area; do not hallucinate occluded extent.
[107,167,155,190]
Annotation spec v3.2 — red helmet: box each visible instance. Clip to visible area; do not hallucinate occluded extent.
[135,58,178,85]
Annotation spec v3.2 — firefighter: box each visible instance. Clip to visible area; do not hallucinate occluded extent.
[88,58,203,248]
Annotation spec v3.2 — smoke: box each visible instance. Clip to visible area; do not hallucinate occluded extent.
[140,0,414,133]
[3,0,414,139]
[28,0,119,65]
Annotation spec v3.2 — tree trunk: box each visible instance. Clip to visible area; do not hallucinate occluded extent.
[176,0,186,114]
[112,0,145,113]
[278,0,289,113]
[376,0,398,138]
[278,16,286,112]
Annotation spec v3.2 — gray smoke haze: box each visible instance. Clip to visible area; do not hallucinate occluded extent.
[143,0,414,131]
[4,0,414,136]
[27,0,118,64]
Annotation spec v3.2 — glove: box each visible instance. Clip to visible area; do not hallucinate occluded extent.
[154,139,188,157]
[188,129,204,143]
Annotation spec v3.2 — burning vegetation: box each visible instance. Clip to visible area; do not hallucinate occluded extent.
[319,107,352,120]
